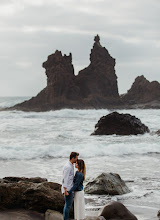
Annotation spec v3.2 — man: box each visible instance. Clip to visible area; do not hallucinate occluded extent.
[62,152,79,220]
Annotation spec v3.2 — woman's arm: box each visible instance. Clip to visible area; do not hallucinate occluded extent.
[68,172,84,193]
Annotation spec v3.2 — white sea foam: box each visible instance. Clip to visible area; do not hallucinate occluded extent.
[0,97,160,160]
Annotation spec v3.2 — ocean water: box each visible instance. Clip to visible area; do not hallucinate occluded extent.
[0,97,160,219]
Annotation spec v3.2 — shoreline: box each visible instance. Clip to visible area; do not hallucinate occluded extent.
[0,204,158,220]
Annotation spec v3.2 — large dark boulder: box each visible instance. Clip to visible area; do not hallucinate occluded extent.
[7,35,121,112]
[98,201,138,220]
[0,177,71,216]
[84,173,130,195]
[122,75,160,105]
[92,111,150,135]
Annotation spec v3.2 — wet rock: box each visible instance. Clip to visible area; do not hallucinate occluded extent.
[98,201,138,220]
[158,210,160,219]
[92,111,150,135]
[122,75,160,104]
[84,173,130,195]
[0,177,65,214]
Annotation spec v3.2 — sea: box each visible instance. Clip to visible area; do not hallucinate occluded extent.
[0,96,160,220]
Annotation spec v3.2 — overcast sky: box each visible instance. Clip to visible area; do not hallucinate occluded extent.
[0,0,159,96]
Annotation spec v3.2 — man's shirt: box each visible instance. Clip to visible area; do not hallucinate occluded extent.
[61,161,74,194]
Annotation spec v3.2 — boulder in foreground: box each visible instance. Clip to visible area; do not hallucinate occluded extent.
[92,111,150,135]
[99,201,138,220]
[85,173,130,195]
[0,177,65,214]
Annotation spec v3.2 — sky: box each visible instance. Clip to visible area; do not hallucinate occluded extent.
[0,0,160,96]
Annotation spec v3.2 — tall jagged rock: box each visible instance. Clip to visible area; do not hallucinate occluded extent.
[9,35,121,111]
[13,51,82,111]
[76,35,120,107]
[122,75,160,104]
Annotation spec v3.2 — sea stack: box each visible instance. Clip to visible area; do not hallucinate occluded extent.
[122,75,160,105]
[8,35,121,111]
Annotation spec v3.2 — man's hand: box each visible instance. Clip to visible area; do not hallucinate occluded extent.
[64,188,69,196]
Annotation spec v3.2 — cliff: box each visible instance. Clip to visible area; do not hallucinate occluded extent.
[10,35,121,111]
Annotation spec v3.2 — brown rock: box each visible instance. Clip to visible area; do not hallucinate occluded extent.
[122,75,160,104]
[76,35,120,107]
[9,35,121,111]
[0,209,44,220]
[91,111,150,135]
[0,177,73,217]
[99,201,138,220]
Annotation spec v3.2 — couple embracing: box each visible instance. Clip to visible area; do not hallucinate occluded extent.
[62,152,86,220]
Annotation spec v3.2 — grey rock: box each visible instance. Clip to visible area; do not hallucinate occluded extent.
[45,209,63,220]
[85,173,130,195]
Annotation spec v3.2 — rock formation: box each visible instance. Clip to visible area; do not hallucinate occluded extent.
[8,35,121,111]
[84,173,130,195]
[75,35,120,107]
[91,111,150,135]
[0,177,73,218]
[122,75,160,105]
[98,201,138,220]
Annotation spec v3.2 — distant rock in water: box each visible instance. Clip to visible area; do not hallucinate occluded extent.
[155,130,160,136]
[84,173,130,195]
[122,75,160,105]
[8,35,121,111]
[92,112,150,135]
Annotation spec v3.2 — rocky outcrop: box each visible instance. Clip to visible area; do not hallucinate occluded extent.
[84,173,130,195]
[0,177,74,216]
[91,111,150,135]
[157,210,160,219]
[122,75,160,105]
[98,201,138,220]
[8,35,121,111]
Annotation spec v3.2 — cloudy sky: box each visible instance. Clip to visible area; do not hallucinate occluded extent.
[0,0,159,96]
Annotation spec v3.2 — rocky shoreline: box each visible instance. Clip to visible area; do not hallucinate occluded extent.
[1,175,159,220]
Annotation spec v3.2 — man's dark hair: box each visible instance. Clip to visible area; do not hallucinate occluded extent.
[70,152,79,160]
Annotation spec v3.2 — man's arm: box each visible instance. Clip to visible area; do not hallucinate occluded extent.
[63,166,70,196]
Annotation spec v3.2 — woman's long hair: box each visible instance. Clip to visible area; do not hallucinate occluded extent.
[77,159,86,180]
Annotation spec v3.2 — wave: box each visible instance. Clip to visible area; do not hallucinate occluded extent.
[0,96,31,109]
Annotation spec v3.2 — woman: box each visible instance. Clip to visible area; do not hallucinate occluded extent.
[68,159,86,220]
